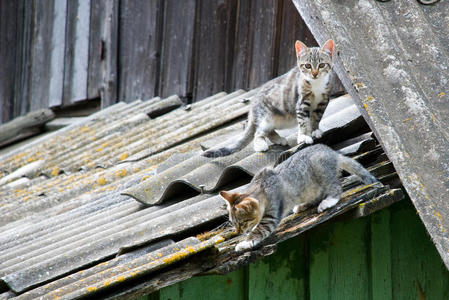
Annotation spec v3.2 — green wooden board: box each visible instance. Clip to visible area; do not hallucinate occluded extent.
[248,236,306,300]
[159,267,246,300]
[390,200,449,300]
[370,208,393,300]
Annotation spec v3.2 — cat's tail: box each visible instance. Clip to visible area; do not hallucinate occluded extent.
[202,118,256,158]
[337,154,379,185]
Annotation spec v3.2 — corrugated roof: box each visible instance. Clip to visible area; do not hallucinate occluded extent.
[292,0,449,268]
[0,87,402,299]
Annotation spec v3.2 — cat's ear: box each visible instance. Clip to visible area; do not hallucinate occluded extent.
[220,191,235,206]
[295,40,308,58]
[235,197,260,214]
[321,39,335,59]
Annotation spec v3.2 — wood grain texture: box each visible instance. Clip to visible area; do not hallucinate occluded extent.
[29,0,55,111]
[13,0,32,119]
[158,0,197,101]
[248,0,283,88]
[370,208,393,300]
[65,0,90,103]
[248,236,306,300]
[192,0,238,100]
[159,268,246,300]
[0,0,20,123]
[99,0,119,108]
[119,0,163,102]
[48,0,67,107]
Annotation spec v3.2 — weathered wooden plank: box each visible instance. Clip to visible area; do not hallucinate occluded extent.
[63,0,90,104]
[29,0,55,111]
[277,0,316,75]
[48,0,67,107]
[248,0,282,88]
[0,0,20,123]
[159,268,246,300]
[229,0,253,91]
[87,0,104,100]
[158,0,197,100]
[13,0,32,119]
[99,0,119,108]
[118,0,163,103]
[329,218,370,300]
[248,236,306,300]
[308,225,331,300]
[192,0,238,100]
[390,200,449,299]
[0,109,54,147]
[370,208,393,300]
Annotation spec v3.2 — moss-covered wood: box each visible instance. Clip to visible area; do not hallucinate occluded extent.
[144,199,449,300]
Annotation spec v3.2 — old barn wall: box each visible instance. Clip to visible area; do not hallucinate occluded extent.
[0,0,315,124]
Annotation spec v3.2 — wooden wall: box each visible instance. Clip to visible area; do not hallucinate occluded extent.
[148,200,449,300]
[0,0,315,124]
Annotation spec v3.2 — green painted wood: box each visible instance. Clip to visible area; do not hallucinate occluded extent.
[248,235,306,300]
[370,208,392,300]
[329,218,370,300]
[309,225,331,300]
[390,200,449,300]
[159,268,246,300]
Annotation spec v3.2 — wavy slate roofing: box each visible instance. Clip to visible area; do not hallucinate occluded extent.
[0,85,403,299]
[292,0,449,268]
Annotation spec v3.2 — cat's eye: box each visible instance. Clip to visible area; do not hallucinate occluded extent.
[319,63,326,68]
[304,64,312,69]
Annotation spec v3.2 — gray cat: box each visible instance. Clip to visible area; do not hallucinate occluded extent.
[203,40,335,158]
[219,144,378,252]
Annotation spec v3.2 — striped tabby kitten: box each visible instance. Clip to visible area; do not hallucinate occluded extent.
[220,144,378,252]
[203,40,335,158]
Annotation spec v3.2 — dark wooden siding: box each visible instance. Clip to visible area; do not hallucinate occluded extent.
[149,200,449,300]
[0,0,316,124]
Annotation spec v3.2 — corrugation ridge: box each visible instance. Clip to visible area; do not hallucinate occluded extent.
[1,193,227,293]
[56,90,250,174]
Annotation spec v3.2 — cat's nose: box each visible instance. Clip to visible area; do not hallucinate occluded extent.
[312,70,319,78]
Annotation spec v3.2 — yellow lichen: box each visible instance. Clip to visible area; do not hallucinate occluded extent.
[51,167,60,177]
[115,169,127,177]
[119,152,129,160]
[27,157,36,163]
[365,96,374,101]
[437,92,445,98]
[162,251,189,264]
[96,147,103,152]
[86,286,97,292]
[141,175,151,182]
[97,177,107,185]
[185,246,196,254]
[116,276,126,282]
[215,236,225,243]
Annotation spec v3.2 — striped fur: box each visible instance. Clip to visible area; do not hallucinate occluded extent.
[202,40,335,158]
[220,144,379,252]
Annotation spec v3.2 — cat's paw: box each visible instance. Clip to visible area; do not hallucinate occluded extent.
[235,240,255,252]
[297,134,313,145]
[312,129,323,139]
[293,204,308,214]
[253,137,269,152]
[317,197,340,213]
